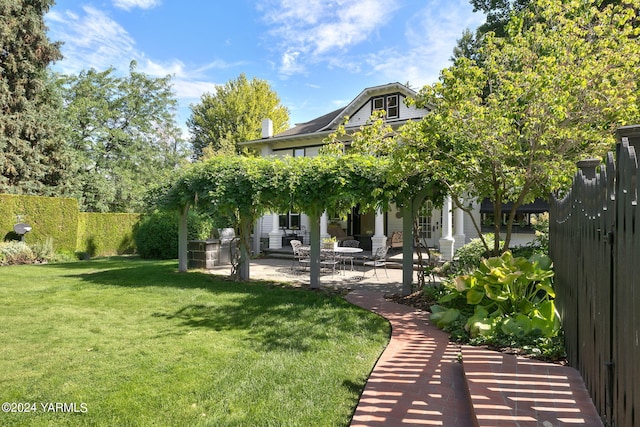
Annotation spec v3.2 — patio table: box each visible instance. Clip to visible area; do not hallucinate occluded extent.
[299,246,364,274]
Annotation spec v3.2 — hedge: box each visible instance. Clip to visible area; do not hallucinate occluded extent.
[0,194,79,252]
[1,194,140,256]
[77,212,139,257]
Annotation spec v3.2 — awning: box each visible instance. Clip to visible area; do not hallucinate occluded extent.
[480,198,549,214]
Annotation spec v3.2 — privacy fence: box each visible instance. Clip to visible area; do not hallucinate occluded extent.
[550,125,640,427]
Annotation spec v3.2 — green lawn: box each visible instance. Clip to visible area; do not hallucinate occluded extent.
[0,257,389,426]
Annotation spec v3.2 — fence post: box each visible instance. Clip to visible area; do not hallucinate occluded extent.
[576,158,600,179]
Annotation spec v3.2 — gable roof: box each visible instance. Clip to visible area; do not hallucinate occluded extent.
[241,82,424,146]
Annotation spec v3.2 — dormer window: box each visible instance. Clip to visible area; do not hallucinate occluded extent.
[372,94,399,119]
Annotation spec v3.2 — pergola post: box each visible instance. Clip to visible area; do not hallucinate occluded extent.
[178,203,189,273]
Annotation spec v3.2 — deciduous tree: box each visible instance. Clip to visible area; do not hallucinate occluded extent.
[411,0,640,254]
[187,74,289,158]
[58,62,187,212]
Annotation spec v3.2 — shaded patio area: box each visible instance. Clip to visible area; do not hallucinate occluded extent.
[204,255,421,294]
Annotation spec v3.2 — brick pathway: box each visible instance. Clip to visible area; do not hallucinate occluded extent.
[462,346,603,426]
[345,289,603,427]
[345,290,474,427]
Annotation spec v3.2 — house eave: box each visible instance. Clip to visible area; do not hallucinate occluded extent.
[239,130,334,147]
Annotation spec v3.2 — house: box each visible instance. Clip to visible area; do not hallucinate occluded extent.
[241,83,542,259]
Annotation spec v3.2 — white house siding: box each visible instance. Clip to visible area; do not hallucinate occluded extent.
[399,100,428,121]
[345,96,428,129]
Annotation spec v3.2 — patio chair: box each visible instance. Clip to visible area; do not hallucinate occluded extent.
[338,239,360,271]
[363,245,389,279]
[320,248,340,275]
[290,240,309,271]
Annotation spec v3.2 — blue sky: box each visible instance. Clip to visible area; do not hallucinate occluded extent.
[46,0,485,134]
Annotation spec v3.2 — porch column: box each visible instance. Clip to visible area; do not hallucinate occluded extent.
[439,195,455,261]
[320,211,330,241]
[453,206,466,252]
[371,208,387,254]
[268,212,282,249]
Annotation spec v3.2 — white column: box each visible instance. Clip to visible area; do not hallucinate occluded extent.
[439,196,455,261]
[371,208,387,254]
[453,206,466,252]
[320,212,330,241]
[268,212,283,249]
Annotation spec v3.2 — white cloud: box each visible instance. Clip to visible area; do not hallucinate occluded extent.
[259,0,400,75]
[365,0,485,88]
[171,80,219,100]
[279,49,306,76]
[48,6,137,74]
[46,7,231,103]
[113,0,161,11]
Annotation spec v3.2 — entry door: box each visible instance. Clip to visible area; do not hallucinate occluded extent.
[418,201,440,248]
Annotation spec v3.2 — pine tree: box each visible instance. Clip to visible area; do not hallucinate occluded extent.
[0,0,71,195]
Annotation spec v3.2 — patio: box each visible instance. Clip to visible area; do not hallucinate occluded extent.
[205,254,420,294]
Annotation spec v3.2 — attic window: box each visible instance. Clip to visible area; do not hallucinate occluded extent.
[372,94,399,119]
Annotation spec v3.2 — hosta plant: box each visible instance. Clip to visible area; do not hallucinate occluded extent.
[430,251,561,340]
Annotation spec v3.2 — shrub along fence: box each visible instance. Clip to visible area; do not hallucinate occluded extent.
[550,125,640,427]
[1,194,138,256]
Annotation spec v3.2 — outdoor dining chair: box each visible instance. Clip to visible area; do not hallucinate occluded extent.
[338,239,360,271]
[290,240,310,271]
[362,245,389,279]
[320,249,340,275]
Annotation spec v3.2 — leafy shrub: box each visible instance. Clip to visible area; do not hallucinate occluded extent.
[31,237,55,261]
[0,241,36,265]
[431,251,562,359]
[135,210,218,259]
[452,233,504,275]
[135,211,179,259]
[512,213,550,259]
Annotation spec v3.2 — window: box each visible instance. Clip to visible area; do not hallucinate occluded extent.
[387,95,398,118]
[279,212,300,230]
[273,147,305,158]
[373,97,384,111]
[372,94,400,119]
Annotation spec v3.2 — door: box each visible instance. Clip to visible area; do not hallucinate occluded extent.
[417,201,440,248]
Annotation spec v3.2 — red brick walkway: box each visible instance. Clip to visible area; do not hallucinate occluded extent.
[462,346,603,426]
[345,290,474,427]
[345,289,603,427]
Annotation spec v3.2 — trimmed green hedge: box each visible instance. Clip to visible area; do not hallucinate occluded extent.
[1,194,140,256]
[0,194,79,252]
[77,212,139,257]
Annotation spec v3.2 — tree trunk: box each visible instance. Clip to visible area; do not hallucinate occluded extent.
[402,205,414,296]
[237,217,251,281]
[308,212,321,289]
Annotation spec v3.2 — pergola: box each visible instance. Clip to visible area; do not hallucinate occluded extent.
[163,154,434,292]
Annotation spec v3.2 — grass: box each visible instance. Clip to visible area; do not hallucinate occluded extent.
[0,257,390,426]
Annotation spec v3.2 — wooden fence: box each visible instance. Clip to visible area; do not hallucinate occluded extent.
[549,125,640,427]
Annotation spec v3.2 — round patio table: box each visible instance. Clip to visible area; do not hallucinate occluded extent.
[333,246,363,273]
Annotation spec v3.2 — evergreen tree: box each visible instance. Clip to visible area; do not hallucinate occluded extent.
[0,0,72,195]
